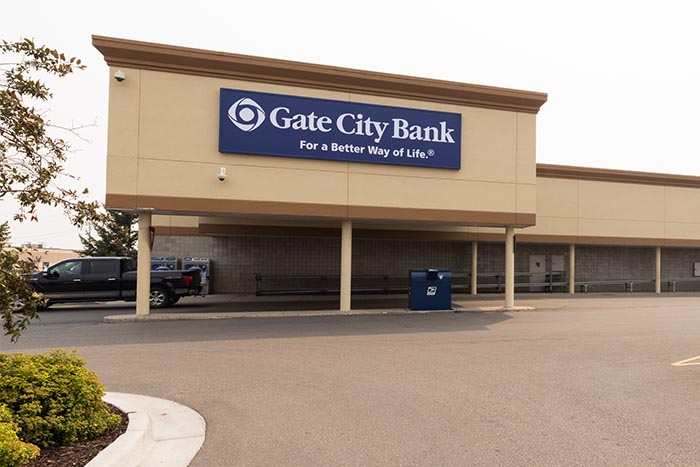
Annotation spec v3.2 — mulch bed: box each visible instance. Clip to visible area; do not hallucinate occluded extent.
[24,404,128,467]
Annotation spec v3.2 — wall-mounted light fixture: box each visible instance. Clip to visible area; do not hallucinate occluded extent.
[217,167,227,181]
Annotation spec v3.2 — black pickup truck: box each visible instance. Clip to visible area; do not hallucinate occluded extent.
[28,257,203,309]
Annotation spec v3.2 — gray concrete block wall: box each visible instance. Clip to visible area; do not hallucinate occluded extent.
[662,248,700,278]
[215,236,341,294]
[475,243,504,273]
[575,246,656,292]
[153,235,700,294]
[661,248,700,291]
[152,234,213,289]
[153,235,213,261]
[576,246,654,281]
[475,243,569,291]
[354,239,469,275]
[154,235,472,294]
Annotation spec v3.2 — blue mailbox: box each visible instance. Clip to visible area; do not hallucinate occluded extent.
[409,269,452,311]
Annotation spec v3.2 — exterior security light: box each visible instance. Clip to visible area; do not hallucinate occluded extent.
[217,167,227,181]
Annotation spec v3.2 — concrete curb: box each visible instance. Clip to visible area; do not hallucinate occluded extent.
[103,308,459,322]
[103,306,535,323]
[86,392,205,467]
[457,306,535,313]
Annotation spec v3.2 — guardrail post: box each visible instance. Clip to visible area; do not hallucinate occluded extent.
[254,273,261,295]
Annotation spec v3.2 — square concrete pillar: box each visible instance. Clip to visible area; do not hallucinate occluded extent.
[471,241,478,295]
[340,219,352,312]
[505,226,515,309]
[136,211,152,316]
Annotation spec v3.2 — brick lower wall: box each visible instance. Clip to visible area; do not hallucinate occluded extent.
[154,235,471,294]
[661,248,700,292]
[575,246,655,292]
[152,235,700,294]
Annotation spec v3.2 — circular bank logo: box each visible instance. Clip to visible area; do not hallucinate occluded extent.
[228,97,266,132]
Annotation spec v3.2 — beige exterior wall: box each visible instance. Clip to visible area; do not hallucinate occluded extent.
[101,38,700,249]
[522,177,700,245]
[152,172,700,247]
[152,215,199,228]
[16,247,77,271]
[106,68,537,225]
[152,214,498,235]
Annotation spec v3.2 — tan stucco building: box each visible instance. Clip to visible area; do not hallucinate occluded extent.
[94,36,700,315]
[16,244,77,271]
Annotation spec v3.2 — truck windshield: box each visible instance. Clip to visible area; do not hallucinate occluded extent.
[50,260,82,276]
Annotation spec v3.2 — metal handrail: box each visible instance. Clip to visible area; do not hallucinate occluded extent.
[254,271,570,295]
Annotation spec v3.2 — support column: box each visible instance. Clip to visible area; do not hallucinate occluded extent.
[505,226,515,309]
[568,244,576,294]
[655,246,661,294]
[136,211,152,316]
[340,219,352,312]
[471,241,478,295]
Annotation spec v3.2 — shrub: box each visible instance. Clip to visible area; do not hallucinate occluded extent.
[0,404,39,467]
[0,350,119,448]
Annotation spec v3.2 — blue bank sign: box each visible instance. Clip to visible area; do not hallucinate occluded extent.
[219,89,461,170]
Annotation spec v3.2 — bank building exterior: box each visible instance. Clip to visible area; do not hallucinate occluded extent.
[93,36,700,315]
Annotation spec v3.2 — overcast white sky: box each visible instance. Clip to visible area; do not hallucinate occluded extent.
[2,0,699,248]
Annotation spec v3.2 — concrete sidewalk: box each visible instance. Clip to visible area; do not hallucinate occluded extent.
[101,291,698,323]
[87,393,205,467]
[103,292,540,323]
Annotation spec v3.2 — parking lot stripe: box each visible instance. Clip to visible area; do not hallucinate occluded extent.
[672,355,700,366]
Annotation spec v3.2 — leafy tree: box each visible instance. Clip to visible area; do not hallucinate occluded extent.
[0,223,45,341]
[1,38,100,341]
[80,209,137,258]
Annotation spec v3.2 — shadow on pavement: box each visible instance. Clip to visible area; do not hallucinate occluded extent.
[9,303,513,350]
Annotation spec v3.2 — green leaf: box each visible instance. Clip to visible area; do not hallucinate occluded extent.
[1,38,95,341]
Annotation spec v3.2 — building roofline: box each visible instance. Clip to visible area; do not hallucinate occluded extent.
[537,163,700,188]
[92,35,547,114]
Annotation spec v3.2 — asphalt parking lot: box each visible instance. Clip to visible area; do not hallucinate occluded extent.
[3,294,700,466]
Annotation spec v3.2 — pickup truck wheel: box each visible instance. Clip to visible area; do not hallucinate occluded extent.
[149,287,171,309]
[10,298,25,313]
